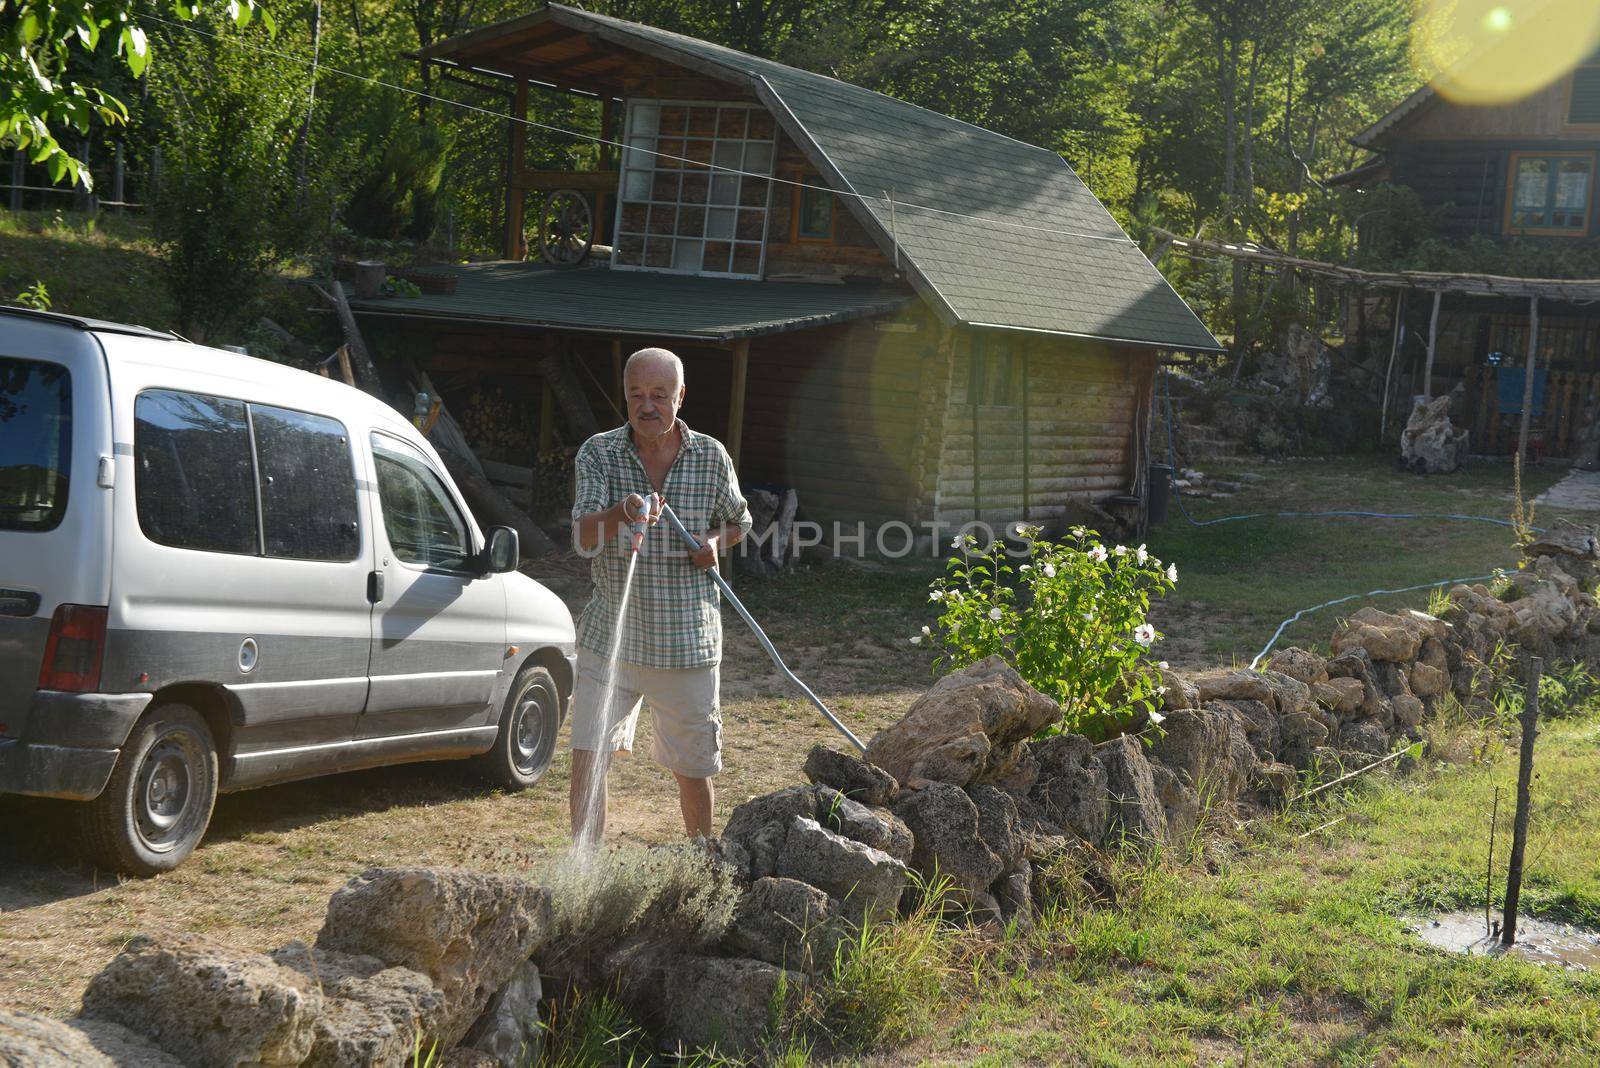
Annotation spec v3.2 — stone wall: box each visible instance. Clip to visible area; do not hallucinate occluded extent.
[6,520,1596,1066]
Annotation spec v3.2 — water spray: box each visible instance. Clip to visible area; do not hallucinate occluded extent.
[658,500,868,754]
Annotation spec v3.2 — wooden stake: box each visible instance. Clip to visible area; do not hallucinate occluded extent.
[1423,289,1441,400]
[1501,656,1541,946]
[1380,290,1406,438]
[727,338,750,474]
[1486,785,1500,938]
[1518,296,1540,465]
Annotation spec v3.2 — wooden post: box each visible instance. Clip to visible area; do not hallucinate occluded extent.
[1423,289,1441,400]
[1518,296,1540,465]
[612,339,625,415]
[1380,290,1406,439]
[727,338,750,473]
[109,142,125,211]
[1501,656,1542,946]
[504,79,528,260]
[539,380,556,453]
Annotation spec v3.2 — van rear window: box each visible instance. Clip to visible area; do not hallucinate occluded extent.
[135,390,258,554]
[0,356,72,532]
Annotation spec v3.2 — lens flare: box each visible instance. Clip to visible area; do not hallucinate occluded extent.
[1414,0,1600,106]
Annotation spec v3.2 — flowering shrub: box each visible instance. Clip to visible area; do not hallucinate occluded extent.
[915,526,1177,738]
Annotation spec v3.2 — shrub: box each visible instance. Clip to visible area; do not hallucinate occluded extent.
[919,526,1176,738]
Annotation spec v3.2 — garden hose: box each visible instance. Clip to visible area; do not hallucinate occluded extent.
[658,501,869,754]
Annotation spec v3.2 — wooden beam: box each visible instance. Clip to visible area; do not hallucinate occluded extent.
[1519,295,1540,464]
[727,338,750,473]
[611,339,624,414]
[1380,290,1406,439]
[511,169,618,192]
[1423,289,1442,400]
[505,79,529,260]
[600,97,616,171]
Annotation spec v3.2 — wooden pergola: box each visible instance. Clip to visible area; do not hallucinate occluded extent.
[1151,228,1600,460]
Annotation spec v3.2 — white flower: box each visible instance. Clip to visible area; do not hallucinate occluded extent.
[921,625,932,637]
[909,635,923,645]
[951,535,964,549]
[929,589,944,601]
[1149,710,1167,726]
[988,606,1002,621]
[1159,685,1169,695]
[1088,545,1108,563]
[1136,544,1149,564]
[1020,563,1031,572]
[1113,545,1128,557]
[1133,623,1156,647]
[1083,611,1095,621]
[1158,661,1170,670]
[1166,563,1178,583]
[1042,563,1057,578]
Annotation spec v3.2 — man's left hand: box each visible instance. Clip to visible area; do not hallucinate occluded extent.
[691,531,721,570]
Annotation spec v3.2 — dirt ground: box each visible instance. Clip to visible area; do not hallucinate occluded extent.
[0,555,930,1018]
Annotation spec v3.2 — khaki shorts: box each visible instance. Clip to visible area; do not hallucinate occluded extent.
[568,649,722,778]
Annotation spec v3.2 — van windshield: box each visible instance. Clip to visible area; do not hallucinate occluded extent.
[0,356,72,532]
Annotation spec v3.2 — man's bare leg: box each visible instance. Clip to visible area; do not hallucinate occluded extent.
[673,772,714,838]
[570,749,611,845]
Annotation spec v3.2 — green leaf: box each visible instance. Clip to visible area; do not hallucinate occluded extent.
[20,13,41,44]
[122,26,149,78]
[46,151,67,183]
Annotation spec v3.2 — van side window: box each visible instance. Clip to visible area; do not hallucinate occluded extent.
[253,405,359,561]
[135,390,258,554]
[370,434,470,571]
[0,356,71,533]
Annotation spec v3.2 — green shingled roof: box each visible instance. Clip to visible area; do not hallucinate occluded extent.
[344,261,913,341]
[522,4,1222,352]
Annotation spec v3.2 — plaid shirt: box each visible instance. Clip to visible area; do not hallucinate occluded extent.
[572,421,753,669]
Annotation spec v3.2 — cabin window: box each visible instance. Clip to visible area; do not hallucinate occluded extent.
[1568,61,1600,125]
[611,100,777,279]
[968,334,1019,406]
[793,175,835,241]
[1504,153,1594,234]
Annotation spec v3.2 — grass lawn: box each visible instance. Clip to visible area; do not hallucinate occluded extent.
[881,711,1600,1066]
[0,210,175,327]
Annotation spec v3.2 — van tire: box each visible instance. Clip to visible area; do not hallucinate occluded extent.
[79,703,218,876]
[479,664,561,790]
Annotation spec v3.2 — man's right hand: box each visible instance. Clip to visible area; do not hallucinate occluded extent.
[622,492,663,527]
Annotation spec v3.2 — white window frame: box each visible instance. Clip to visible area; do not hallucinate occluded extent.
[609,99,778,280]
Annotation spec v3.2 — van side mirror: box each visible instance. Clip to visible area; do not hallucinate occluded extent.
[482,526,519,575]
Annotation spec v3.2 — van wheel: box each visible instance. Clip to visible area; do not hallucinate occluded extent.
[80,704,218,876]
[480,665,561,790]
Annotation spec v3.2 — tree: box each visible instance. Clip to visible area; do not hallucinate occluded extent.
[1,0,268,188]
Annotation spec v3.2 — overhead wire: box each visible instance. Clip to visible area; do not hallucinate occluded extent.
[137,12,1136,248]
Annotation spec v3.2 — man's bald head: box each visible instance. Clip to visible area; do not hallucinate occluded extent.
[623,346,687,441]
[625,347,684,391]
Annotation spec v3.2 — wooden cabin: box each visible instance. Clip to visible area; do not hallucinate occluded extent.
[1339,26,1600,454]
[351,3,1219,535]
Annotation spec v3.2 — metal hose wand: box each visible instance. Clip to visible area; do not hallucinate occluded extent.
[658,500,867,753]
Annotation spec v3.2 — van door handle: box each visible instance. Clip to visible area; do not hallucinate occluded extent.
[367,570,384,604]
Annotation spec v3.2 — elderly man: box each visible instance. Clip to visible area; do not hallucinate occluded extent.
[568,347,753,844]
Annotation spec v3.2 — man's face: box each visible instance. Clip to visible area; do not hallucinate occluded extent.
[626,357,685,441]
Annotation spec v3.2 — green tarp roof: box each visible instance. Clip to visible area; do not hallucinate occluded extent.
[344,261,913,341]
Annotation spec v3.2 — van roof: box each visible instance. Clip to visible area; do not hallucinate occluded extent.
[0,304,177,340]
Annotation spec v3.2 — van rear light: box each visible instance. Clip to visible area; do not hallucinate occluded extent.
[38,604,108,693]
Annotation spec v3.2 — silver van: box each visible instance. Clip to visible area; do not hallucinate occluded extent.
[0,308,575,874]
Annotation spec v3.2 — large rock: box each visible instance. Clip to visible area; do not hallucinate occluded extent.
[0,1010,185,1068]
[1324,649,1387,720]
[1339,718,1391,757]
[722,786,818,878]
[81,933,322,1068]
[803,745,898,806]
[968,784,1026,872]
[1150,763,1202,842]
[315,868,550,1049]
[1400,394,1469,473]
[721,877,846,973]
[776,816,909,925]
[1094,735,1166,844]
[1330,619,1420,662]
[893,782,1004,901]
[864,656,1058,788]
[1257,670,1313,716]
[270,942,446,1068]
[1277,710,1331,769]
[815,786,914,862]
[1313,678,1364,717]
[1157,665,1198,711]
[1408,661,1448,698]
[653,956,806,1058]
[1189,668,1273,705]
[1266,647,1328,686]
[1526,517,1599,561]
[461,960,542,1068]
[1216,698,1279,762]
[1148,706,1255,804]
[1027,734,1109,844]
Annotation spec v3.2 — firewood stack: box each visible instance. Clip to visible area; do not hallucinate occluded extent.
[737,488,800,577]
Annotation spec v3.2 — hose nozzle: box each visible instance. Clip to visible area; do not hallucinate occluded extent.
[626,492,658,553]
